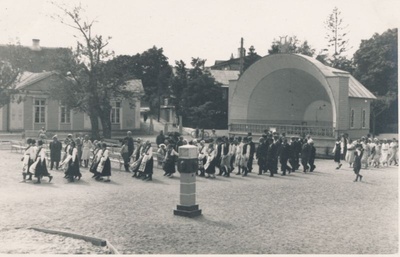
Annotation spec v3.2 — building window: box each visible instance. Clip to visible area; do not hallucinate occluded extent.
[350,109,355,128]
[110,102,121,124]
[60,106,71,124]
[34,99,46,123]
[362,109,366,128]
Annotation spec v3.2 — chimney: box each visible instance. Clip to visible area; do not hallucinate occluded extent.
[239,37,244,75]
[31,39,41,51]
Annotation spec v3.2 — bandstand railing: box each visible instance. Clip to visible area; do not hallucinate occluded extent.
[229,123,335,138]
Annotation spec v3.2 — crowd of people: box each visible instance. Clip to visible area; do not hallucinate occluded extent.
[19,129,399,185]
[332,133,398,181]
[21,133,112,184]
[155,130,399,183]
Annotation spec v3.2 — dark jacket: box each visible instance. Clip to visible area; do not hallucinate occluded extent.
[279,142,291,160]
[301,143,311,161]
[50,141,62,161]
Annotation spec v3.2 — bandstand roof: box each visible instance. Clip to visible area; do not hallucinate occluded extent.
[295,54,376,99]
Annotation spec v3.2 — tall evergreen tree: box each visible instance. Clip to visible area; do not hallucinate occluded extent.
[319,7,354,72]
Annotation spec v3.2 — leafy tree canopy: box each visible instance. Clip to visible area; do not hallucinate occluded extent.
[353,28,398,96]
[268,36,315,57]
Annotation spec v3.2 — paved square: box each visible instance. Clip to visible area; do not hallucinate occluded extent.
[0,150,397,254]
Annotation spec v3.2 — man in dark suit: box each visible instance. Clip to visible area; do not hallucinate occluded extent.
[279,137,292,175]
[247,136,256,173]
[301,140,312,173]
[49,135,62,170]
[123,131,135,172]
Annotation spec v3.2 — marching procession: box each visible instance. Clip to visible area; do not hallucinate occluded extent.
[19,129,399,185]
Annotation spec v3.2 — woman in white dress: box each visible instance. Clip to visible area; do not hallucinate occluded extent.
[345,139,356,167]
[81,135,93,168]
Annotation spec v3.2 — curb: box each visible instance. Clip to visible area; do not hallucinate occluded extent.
[30,227,119,254]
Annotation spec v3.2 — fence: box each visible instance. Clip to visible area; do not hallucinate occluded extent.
[229,123,335,137]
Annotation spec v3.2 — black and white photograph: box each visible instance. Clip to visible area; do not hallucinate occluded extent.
[0,0,398,254]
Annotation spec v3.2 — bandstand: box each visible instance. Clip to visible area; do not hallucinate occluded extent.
[228,54,376,154]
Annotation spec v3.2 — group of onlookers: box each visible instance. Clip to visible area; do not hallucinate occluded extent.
[333,133,398,182]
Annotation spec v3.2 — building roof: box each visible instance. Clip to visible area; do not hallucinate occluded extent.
[348,75,376,99]
[15,71,56,90]
[124,79,145,95]
[294,54,376,99]
[209,69,240,85]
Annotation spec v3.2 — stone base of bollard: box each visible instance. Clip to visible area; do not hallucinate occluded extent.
[174,204,202,218]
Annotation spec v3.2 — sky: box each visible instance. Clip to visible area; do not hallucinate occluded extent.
[0,0,398,66]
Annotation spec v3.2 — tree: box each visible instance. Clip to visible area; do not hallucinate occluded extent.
[370,93,397,135]
[173,58,227,129]
[0,42,28,107]
[319,7,353,70]
[0,60,20,107]
[268,36,315,57]
[243,45,261,71]
[353,28,398,134]
[135,46,172,122]
[169,60,188,119]
[51,3,114,139]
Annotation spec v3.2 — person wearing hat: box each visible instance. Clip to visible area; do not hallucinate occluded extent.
[247,136,256,173]
[265,137,278,176]
[49,135,62,170]
[256,137,268,175]
[279,137,292,175]
[238,137,250,176]
[353,144,364,182]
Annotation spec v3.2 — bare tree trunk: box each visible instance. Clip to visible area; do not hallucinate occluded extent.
[89,112,100,140]
[99,107,112,139]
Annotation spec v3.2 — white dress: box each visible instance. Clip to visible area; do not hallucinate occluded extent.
[81,140,93,160]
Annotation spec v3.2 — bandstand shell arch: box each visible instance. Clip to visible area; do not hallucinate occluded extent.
[230,54,338,132]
